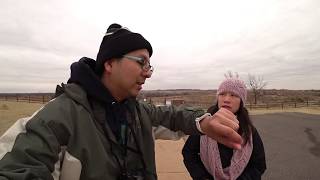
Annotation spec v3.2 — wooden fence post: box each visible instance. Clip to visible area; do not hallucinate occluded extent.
[28,95,31,103]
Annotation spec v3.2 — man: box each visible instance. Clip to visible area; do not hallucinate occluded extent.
[0,23,241,180]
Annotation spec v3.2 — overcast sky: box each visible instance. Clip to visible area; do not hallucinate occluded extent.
[1,0,320,93]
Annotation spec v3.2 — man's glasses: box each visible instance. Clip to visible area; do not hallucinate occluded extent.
[123,55,154,74]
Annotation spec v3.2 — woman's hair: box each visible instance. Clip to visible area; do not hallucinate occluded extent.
[207,100,254,144]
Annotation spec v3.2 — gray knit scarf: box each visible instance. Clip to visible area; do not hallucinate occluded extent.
[200,135,253,180]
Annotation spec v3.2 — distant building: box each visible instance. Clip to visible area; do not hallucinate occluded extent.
[166,99,185,106]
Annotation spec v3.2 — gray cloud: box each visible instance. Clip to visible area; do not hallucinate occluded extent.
[1,0,320,92]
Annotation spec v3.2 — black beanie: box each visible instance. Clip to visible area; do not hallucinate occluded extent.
[95,23,153,75]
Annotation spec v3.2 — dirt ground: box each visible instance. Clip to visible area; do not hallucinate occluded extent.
[155,139,191,180]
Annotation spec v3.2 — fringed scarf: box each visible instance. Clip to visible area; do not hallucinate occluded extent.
[200,135,253,180]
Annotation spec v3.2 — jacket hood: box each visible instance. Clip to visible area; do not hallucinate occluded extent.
[59,57,117,106]
[55,57,137,141]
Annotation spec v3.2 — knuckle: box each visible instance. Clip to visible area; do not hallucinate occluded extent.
[224,129,235,138]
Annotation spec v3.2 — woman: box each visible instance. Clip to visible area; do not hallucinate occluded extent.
[182,76,266,180]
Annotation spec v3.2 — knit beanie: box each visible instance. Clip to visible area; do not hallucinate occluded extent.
[95,23,153,75]
[217,77,247,102]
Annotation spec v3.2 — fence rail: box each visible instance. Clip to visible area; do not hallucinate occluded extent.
[0,94,53,104]
[1,94,320,109]
[245,101,320,110]
[152,99,320,110]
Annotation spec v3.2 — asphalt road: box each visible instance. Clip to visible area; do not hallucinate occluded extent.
[252,112,320,180]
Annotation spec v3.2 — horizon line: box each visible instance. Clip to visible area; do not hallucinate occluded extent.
[0,88,319,94]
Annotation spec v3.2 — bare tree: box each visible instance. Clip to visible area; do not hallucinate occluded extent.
[247,74,267,104]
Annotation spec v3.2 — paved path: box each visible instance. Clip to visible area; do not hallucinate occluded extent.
[253,112,320,180]
[155,112,320,180]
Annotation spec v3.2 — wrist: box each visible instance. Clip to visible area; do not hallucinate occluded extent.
[195,113,212,134]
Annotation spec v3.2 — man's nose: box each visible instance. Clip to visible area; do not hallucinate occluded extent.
[142,69,152,78]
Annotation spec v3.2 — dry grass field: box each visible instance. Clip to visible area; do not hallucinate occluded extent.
[1,100,320,180]
[2,100,319,136]
[0,101,43,135]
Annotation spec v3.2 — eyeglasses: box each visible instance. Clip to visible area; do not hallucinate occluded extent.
[123,55,154,74]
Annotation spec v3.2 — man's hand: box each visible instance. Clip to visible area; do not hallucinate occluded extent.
[200,108,242,149]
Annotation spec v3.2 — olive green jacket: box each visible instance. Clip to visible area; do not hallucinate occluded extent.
[0,84,203,180]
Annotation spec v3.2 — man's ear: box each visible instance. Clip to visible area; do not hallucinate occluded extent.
[104,60,113,74]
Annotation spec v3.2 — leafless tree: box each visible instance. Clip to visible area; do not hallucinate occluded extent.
[247,74,267,104]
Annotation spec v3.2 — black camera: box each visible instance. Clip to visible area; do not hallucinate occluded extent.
[119,169,145,180]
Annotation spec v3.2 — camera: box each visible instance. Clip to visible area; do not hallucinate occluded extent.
[119,169,145,180]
